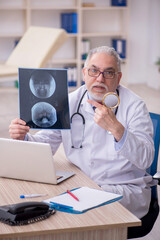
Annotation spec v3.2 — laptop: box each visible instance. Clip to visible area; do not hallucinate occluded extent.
[0,138,75,184]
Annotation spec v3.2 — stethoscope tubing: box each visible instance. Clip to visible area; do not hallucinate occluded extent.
[71,89,87,124]
[70,88,119,148]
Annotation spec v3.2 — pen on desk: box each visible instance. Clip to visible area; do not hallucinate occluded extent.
[67,190,79,201]
[20,194,47,199]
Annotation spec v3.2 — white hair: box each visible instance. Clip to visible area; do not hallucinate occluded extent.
[84,46,121,72]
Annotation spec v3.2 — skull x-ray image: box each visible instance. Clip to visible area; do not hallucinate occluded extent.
[29,70,56,98]
[19,68,70,129]
[31,102,57,128]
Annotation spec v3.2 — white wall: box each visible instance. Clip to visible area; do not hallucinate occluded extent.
[128,0,160,89]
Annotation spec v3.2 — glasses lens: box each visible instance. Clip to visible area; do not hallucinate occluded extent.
[103,71,115,79]
[88,69,100,77]
[88,69,116,79]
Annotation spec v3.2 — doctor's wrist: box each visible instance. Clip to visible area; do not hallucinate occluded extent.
[111,122,125,142]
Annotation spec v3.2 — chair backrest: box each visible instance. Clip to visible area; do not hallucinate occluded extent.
[147,112,160,198]
[147,112,160,175]
[6,26,68,68]
[128,112,160,239]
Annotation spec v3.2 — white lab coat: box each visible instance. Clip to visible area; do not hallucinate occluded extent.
[27,84,155,218]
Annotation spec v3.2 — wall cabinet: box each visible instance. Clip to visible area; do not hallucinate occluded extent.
[0,0,129,89]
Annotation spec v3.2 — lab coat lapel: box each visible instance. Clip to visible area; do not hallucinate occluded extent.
[81,92,94,114]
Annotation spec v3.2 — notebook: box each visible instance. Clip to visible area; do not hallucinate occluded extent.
[0,138,75,184]
[44,186,122,214]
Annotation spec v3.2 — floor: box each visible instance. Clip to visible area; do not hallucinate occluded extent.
[0,83,160,239]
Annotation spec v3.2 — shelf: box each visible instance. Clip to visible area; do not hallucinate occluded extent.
[82,32,126,37]
[0,31,125,40]
[81,6,127,10]
[67,33,78,37]
[31,6,78,10]
[0,34,23,38]
[0,7,27,10]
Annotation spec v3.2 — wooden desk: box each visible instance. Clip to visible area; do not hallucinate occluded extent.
[0,148,141,240]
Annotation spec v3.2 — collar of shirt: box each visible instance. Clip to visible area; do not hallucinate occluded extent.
[87,92,103,111]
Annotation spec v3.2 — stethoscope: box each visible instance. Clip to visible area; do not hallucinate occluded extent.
[71,89,119,149]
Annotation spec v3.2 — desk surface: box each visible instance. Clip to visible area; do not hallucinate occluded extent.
[0,147,141,239]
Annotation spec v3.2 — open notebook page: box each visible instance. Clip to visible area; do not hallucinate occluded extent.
[44,186,122,212]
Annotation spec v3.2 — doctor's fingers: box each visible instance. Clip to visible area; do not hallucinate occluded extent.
[9,123,29,132]
[95,106,110,118]
[9,123,29,136]
[10,118,27,126]
[9,118,29,131]
[94,108,116,125]
[9,127,29,140]
[9,120,30,131]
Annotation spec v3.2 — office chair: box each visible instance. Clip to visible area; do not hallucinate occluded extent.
[128,112,160,239]
[0,26,68,81]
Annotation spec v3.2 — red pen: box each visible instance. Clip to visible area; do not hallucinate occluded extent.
[67,190,79,201]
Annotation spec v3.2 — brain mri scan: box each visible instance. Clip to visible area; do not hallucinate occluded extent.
[29,70,56,98]
[31,102,57,128]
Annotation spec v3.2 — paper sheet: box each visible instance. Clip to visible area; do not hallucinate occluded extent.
[44,187,122,212]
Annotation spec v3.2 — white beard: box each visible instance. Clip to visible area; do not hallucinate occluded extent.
[88,83,109,102]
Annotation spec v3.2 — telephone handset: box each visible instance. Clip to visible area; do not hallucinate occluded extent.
[0,201,56,226]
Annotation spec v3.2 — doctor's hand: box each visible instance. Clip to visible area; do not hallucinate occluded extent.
[87,99,125,142]
[9,118,30,140]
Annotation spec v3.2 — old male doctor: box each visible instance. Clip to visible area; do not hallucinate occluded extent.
[9,46,155,220]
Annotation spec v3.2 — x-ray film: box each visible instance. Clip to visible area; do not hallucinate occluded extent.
[18,68,70,129]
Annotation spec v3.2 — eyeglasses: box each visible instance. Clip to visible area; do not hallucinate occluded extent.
[88,68,118,79]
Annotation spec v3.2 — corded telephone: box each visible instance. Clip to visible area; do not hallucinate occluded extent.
[0,201,56,226]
